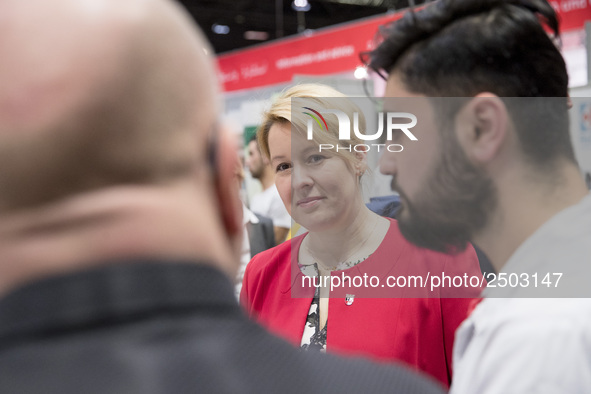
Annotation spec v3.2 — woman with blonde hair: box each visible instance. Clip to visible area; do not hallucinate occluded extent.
[241,83,482,388]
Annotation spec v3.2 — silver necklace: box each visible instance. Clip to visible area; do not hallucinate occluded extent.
[304,217,379,271]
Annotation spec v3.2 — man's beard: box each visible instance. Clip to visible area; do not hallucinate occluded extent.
[392,135,497,254]
[249,163,263,180]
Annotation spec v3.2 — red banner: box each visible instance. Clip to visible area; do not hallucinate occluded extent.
[217,2,590,93]
[216,13,401,92]
[550,0,591,31]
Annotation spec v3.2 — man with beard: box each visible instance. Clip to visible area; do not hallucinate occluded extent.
[367,0,591,393]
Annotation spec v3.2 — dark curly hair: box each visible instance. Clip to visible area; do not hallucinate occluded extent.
[363,0,575,166]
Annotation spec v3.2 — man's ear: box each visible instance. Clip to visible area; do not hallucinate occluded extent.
[455,94,508,164]
[213,127,242,239]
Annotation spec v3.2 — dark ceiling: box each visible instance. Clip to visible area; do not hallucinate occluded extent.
[177,0,430,54]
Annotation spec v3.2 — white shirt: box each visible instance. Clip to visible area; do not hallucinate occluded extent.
[249,184,291,229]
[451,193,591,394]
[234,204,260,299]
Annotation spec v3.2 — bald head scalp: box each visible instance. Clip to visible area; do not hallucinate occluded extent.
[0,0,219,212]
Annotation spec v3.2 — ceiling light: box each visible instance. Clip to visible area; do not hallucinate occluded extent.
[292,0,311,11]
[212,24,230,35]
[354,66,368,79]
[244,31,270,41]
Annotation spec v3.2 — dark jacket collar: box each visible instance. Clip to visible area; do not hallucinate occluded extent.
[0,260,239,346]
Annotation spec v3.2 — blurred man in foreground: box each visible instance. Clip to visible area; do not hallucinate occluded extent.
[368,0,591,392]
[0,0,443,393]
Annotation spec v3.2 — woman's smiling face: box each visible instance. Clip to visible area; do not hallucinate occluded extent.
[268,121,366,232]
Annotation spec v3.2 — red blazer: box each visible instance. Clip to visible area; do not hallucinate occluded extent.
[241,218,483,388]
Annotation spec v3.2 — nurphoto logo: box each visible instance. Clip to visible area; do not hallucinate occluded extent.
[303,107,418,153]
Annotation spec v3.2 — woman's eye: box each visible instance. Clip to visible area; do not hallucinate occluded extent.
[275,163,291,172]
[308,155,325,164]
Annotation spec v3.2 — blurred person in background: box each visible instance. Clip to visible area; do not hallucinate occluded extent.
[0,0,446,393]
[246,135,291,244]
[234,161,275,297]
[367,0,591,392]
[241,83,484,389]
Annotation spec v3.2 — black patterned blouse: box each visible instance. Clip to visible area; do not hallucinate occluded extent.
[298,258,367,352]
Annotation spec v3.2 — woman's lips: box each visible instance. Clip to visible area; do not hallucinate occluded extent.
[297,196,324,208]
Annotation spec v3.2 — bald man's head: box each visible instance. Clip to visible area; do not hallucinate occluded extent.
[0,0,219,211]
